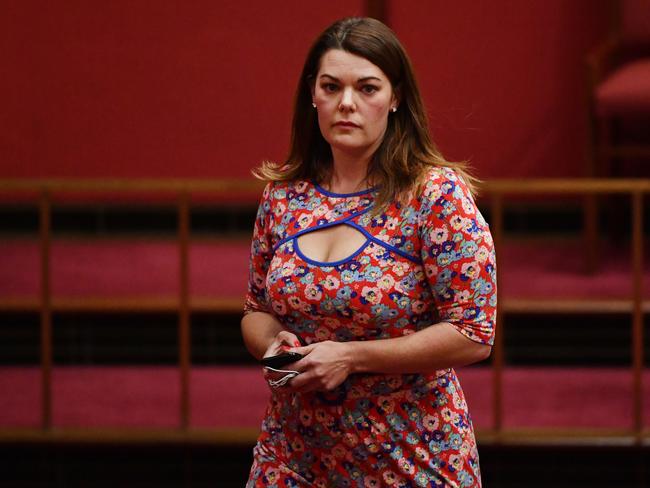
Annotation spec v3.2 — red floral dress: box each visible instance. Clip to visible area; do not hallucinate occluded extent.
[244,167,496,487]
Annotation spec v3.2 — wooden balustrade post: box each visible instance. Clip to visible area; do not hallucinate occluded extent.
[583,195,598,274]
[631,191,644,443]
[490,194,505,440]
[178,191,191,430]
[39,190,52,430]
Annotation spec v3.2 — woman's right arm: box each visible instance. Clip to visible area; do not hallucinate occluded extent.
[240,181,302,361]
[241,311,289,361]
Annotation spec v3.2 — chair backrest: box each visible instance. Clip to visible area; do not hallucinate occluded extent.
[621,0,650,46]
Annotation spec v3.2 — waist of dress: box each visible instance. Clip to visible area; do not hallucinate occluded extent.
[346,368,452,396]
[272,368,454,407]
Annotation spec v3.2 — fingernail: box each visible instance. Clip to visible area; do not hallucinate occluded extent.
[280,345,290,351]
[294,341,301,347]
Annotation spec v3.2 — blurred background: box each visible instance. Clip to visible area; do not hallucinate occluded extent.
[1,0,649,486]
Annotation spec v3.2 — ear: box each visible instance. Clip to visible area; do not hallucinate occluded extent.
[390,87,401,111]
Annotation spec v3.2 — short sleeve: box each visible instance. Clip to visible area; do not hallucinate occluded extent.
[243,182,275,315]
[418,170,497,345]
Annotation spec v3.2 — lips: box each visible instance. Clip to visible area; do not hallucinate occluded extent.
[334,121,360,128]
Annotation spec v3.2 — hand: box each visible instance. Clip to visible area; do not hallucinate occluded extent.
[284,341,354,393]
[261,330,303,387]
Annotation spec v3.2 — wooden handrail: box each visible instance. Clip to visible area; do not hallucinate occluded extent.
[481,179,650,194]
[0,179,264,193]
[0,178,649,195]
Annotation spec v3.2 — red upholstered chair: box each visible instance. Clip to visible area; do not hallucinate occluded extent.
[583,0,650,271]
[587,0,650,178]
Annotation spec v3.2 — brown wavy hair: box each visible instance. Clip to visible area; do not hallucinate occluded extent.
[254,17,478,209]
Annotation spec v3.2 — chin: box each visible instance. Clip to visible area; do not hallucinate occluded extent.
[328,137,369,152]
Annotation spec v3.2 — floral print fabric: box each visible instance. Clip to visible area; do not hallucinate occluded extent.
[244,167,497,487]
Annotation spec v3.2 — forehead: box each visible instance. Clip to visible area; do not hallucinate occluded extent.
[317,49,388,80]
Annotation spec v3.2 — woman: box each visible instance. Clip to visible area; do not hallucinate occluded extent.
[241,17,496,488]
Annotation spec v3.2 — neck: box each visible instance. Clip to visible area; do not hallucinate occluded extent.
[327,148,374,194]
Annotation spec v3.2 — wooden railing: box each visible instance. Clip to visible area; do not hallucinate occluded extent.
[1,178,264,436]
[482,179,648,445]
[0,178,648,445]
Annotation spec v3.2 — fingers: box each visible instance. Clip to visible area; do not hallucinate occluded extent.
[262,331,302,389]
[262,331,301,360]
[267,366,341,393]
[287,344,316,356]
[262,338,347,393]
[275,330,302,348]
[284,370,316,392]
[261,354,313,392]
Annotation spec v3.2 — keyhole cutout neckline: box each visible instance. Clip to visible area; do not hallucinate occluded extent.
[294,223,369,266]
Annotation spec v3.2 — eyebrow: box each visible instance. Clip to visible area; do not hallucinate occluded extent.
[319,74,383,83]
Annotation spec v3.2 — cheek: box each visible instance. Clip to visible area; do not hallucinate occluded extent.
[365,104,390,132]
[313,91,336,109]
[314,98,337,124]
[365,95,391,118]
[316,110,333,133]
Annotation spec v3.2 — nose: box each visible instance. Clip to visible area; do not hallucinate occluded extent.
[338,87,356,112]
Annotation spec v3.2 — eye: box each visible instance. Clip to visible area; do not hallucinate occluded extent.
[361,85,379,94]
[321,83,338,93]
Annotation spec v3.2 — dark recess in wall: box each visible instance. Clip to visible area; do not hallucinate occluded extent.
[1,311,647,366]
[1,201,649,237]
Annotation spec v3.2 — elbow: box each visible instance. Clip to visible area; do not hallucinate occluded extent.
[474,343,492,363]
[464,343,492,366]
[478,344,492,361]
[445,322,493,366]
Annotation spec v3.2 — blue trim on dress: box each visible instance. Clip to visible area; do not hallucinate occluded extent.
[272,203,422,267]
[312,181,378,198]
[273,206,374,252]
[345,222,421,264]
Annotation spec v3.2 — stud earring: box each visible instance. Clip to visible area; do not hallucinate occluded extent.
[391,107,397,113]
[312,103,317,108]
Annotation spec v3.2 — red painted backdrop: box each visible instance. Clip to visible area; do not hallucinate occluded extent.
[393,1,614,178]
[0,1,612,180]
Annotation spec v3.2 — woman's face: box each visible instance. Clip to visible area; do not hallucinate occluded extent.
[312,49,397,160]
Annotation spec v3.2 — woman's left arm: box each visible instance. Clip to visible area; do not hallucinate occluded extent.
[288,322,490,392]
[288,172,497,393]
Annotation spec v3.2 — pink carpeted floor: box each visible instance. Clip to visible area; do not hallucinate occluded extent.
[1,366,649,430]
[0,238,649,300]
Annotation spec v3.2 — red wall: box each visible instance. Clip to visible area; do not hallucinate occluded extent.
[393,1,614,178]
[0,1,612,180]
[0,0,364,179]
